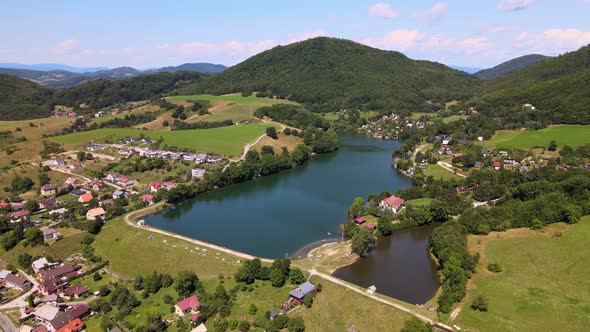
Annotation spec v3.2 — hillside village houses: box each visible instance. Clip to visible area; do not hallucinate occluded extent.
[175,295,201,322]
[86,207,106,220]
[40,184,57,196]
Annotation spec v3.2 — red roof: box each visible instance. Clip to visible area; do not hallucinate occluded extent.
[79,193,93,203]
[11,210,31,217]
[362,223,377,230]
[176,295,200,312]
[382,195,405,208]
[140,194,154,201]
[118,177,130,183]
[150,182,161,189]
[190,313,201,321]
[354,217,366,224]
[493,162,501,167]
[56,318,84,332]
[0,202,10,208]
[162,181,176,187]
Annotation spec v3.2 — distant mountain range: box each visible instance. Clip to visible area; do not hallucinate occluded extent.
[475,54,551,79]
[450,66,482,74]
[0,63,228,88]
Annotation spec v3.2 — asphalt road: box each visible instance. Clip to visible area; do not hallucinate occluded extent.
[0,311,17,332]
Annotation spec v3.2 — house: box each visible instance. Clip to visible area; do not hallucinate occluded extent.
[269,311,280,321]
[86,144,100,152]
[196,154,208,163]
[503,158,519,166]
[140,194,154,204]
[41,184,57,196]
[0,270,10,279]
[207,155,223,164]
[34,304,61,323]
[354,217,366,224]
[191,168,206,179]
[63,284,89,299]
[112,190,128,200]
[78,193,93,204]
[92,181,106,191]
[32,257,57,273]
[39,264,82,295]
[68,163,82,170]
[379,195,405,214]
[40,226,61,241]
[492,161,502,170]
[86,207,106,221]
[70,189,85,196]
[150,182,161,192]
[106,173,121,182]
[10,209,31,222]
[11,201,25,210]
[40,198,58,210]
[118,147,132,156]
[52,159,67,167]
[288,281,316,304]
[63,177,78,187]
[161,181,176,190]
[42,294,59,305]
[474,161,483,169]
[48,208,68,216]
[48,304,89,331]
[456,186,467,193]
[362,223,377,230]
[4,273,32,291]
[190,323,208,332]
[55,318,84,332]
[498,151,508,157]
[175,295,201,317]
[116,177,134,186]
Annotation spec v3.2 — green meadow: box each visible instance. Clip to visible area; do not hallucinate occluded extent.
[49,123,273,156]
[456,217,590,332]
[480,125,590,150]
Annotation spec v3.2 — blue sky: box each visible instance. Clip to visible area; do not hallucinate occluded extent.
[1,0,589,68]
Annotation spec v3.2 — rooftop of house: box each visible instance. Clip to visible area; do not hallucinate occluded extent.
[79,193,93,203]
[381,195,405,208]
[176,295,200,312]
[64,283,89,297]
[87,207,106,217]
[289,281,315,300]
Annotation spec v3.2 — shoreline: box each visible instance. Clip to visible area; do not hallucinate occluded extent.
[124,203,274,263]
[290,238,341,260]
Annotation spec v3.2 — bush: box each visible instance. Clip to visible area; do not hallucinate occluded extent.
[471,295,488,312]
[248,303,257,315]
[93,272,102,281]
[487,263,502,273]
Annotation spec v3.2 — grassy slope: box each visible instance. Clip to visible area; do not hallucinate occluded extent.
[423,164,461,180]
[93,218,240,278]
[48,123,273,156]
[456,217,590,332]
[479,125,590,150]
[0,230,88,265]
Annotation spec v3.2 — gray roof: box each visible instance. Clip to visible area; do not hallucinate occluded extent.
[289,281,315,300]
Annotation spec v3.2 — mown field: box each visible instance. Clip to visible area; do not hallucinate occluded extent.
[423,164,461,180]
[480,124,590,150]
[48,123,274,156]
[455,217,590,332]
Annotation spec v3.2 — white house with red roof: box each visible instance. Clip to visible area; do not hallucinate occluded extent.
[150,182,161,192]
[175,295,200,317]
[161,181,177,190]
[379,195,405,214]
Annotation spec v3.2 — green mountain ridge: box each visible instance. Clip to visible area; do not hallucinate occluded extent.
[177,37,480,111]
[473,45,590,124]
[475,54,551,80]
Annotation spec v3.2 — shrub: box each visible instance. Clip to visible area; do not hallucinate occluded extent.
[471,295,488,312]
[487,263,502,273]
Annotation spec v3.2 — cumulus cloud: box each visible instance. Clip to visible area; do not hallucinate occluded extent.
[498,0,539,12]
[368,3,398,19]
[364,29,425,51]
[54,39,78,54]
[513,28,590,53]
[413,2,448,26]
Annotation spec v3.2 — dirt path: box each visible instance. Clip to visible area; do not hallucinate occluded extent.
[48,166,137,194]
[124,203,273,263]
[309,269,435,325]
[412,144,428,161]
[437,161,467,178]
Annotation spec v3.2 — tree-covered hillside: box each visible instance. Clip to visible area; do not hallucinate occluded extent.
[0,71,204,120]
[475,54,551,80]
[472,45,590,124]
[178,37,480,111]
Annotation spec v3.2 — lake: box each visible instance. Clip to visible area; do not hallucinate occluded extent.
[145,135,410,258]
[333,223,440,304]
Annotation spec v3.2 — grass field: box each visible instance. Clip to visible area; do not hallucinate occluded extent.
[455,217,590,332]
[0,230,88,265]
[48,124,274,156]
[93,218,240,278]
[480,125,590,150]
[405,198,433,208]
[423,164,461,180]
[253,133,303,153]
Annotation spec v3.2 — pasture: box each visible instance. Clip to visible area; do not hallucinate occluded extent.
[455,217,590,332]
[422,164,461,180]
[48,123,274,156]
[480,125,590,150]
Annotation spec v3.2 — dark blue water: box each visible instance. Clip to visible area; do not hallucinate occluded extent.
[145,136,411,258]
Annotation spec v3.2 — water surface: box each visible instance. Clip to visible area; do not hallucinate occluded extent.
[145,136,410,258]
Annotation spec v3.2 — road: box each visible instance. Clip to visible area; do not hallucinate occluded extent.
[437,161,467,178]
[0,312,17,332]
[0,269,40,310]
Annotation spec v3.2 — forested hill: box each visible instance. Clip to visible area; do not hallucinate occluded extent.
[177,37,480,111]
[472,45,590,124]
[0,71,205,120]
[475,54,551,80]
[0,74,54,120]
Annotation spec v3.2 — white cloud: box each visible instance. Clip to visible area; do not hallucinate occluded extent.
[287,30,327,43]
[413,2,448,26]
[478,24,518,33]
[368,3,398,19]
[364,29,425,51]
[498,0,539,12]
[513,28,590,53]
[81,49,95,56]
[54,39,78,54]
